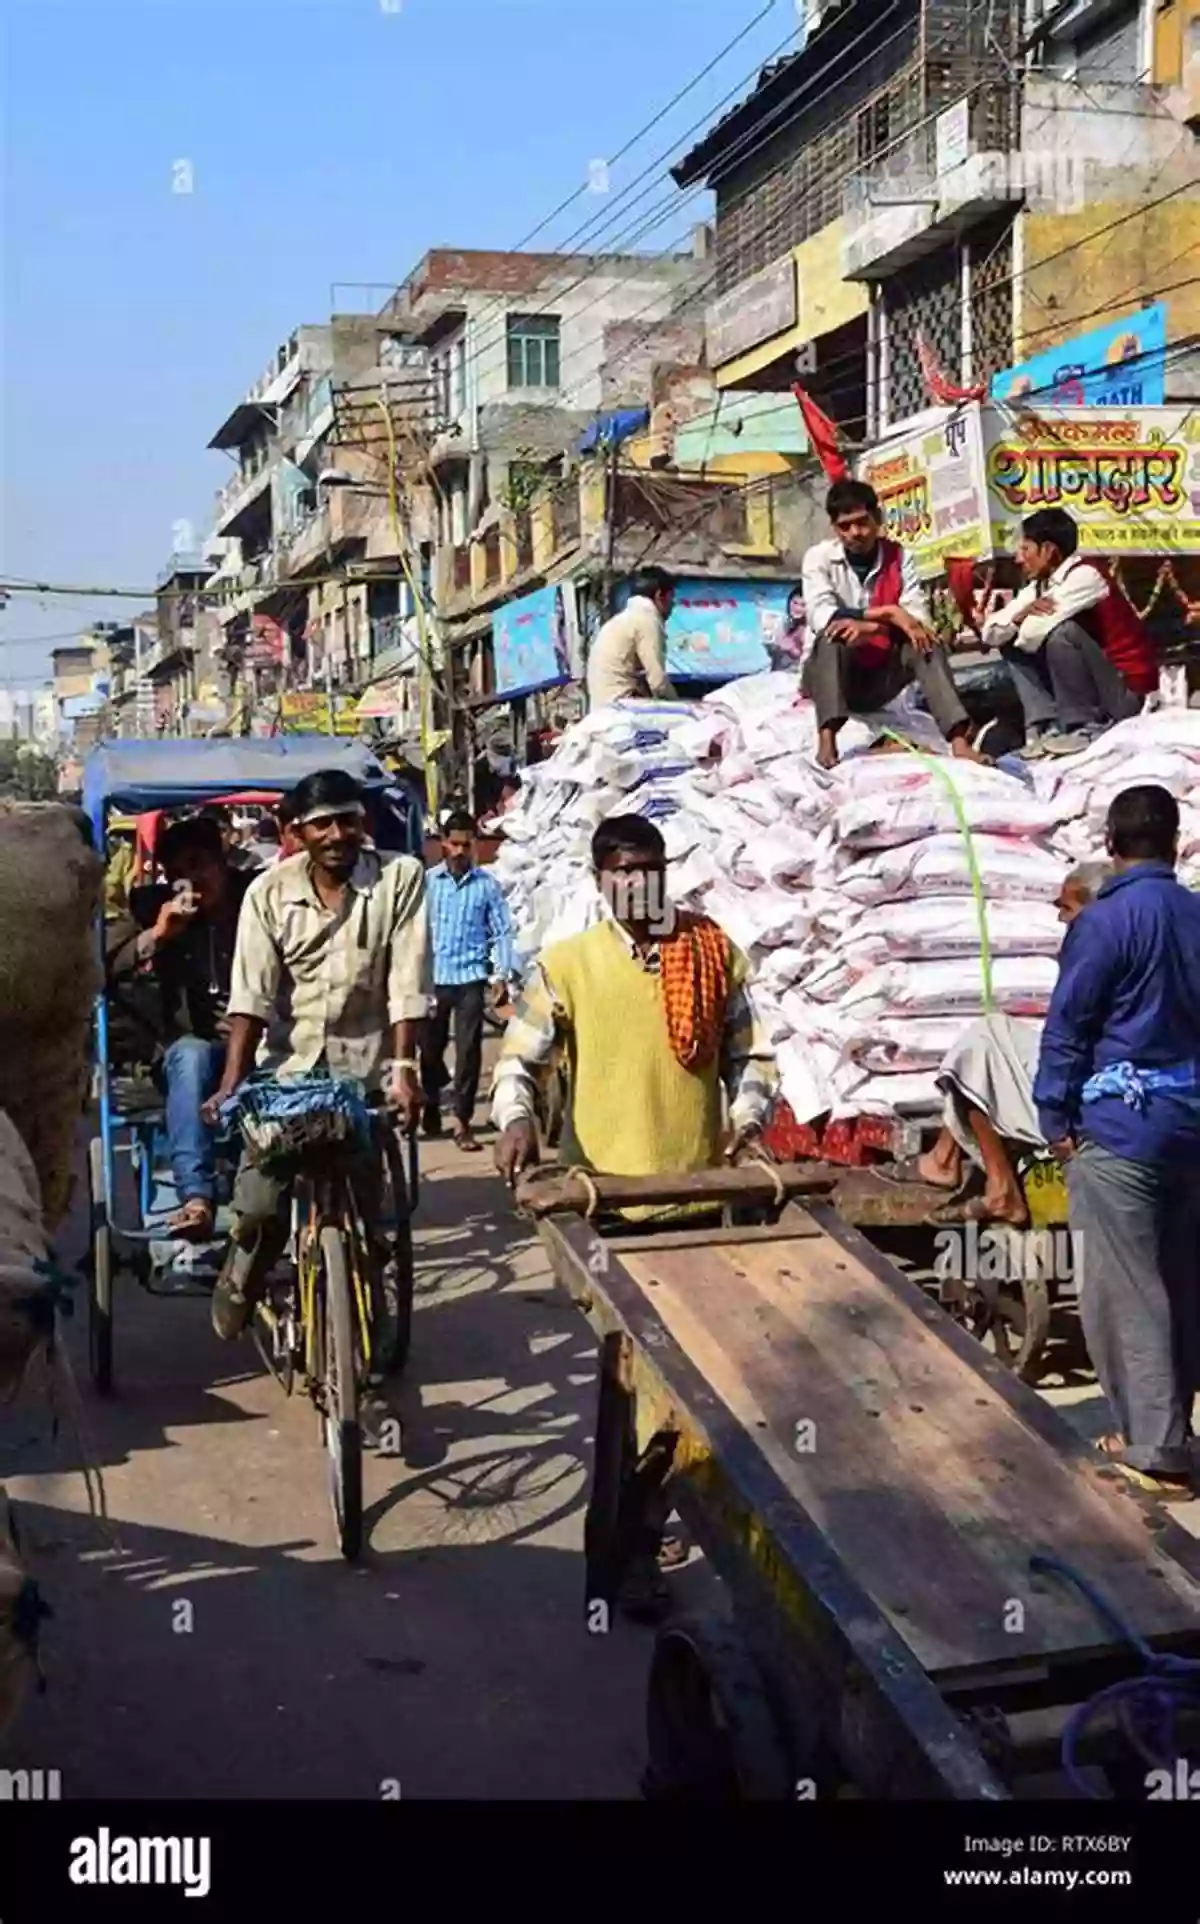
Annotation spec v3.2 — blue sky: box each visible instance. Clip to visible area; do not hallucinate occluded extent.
[1,0,798,684]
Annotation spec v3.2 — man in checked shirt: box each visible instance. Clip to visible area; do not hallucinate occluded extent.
[492,815,777,1226]
[203,768,430,1342]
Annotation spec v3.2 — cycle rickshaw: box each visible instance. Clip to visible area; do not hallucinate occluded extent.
[82,737,424,1556]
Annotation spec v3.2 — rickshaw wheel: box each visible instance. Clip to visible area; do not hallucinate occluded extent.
[87,1136,114,1396]
[967,1270,1051,1383]
[643,1613,792,1801]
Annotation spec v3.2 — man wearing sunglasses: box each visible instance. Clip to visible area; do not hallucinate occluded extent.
[204,768,431,1341]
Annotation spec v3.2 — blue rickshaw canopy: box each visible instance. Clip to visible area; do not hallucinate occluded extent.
[83,736,390,838]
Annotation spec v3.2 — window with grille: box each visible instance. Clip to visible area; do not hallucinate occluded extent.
[885,244,963,424]
[506,314,561,389]
[969,218,1015,388]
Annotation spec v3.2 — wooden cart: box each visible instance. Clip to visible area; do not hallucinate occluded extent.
[518,1163,1200,1800]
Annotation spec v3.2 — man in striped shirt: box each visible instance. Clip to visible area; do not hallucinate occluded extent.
[421,810,515,1152]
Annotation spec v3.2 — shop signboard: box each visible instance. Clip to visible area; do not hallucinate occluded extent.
[858,406,991,578]
[612,577,792,681]
[983,404,1200,557]
[991,306,1166,410]
[493,582,581,699]
[279,692,361,736]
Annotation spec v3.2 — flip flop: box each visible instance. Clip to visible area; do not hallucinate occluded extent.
[1095,1434,1194,1500]
[454,1133,482,1154]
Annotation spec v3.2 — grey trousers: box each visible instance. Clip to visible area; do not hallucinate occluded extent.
[802,628,969,738]
[1002,619,1142,733]
[1067,1139,1200,1476]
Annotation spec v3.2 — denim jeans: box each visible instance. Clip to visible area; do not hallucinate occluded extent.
[162,1036,225,1205]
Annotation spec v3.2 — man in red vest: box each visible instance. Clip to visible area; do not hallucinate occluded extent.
[982,507,1157,759]
[800,480,982,770]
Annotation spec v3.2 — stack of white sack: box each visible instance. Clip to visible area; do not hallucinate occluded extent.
[1027,706,1200,887]
[492,681,1196,1132]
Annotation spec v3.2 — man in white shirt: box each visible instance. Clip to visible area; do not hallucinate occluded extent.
[981,508,1142,760]
[586,567,678,708]
[800,480,979,769]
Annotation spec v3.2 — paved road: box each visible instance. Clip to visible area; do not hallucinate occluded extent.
[0,1115,654,1800]
[4,1110,1196,1802]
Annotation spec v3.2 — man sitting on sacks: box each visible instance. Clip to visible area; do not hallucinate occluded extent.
[879,861,1113,1226]
[980,507,1157,762]
[492,814,778,1222]
[106,813,255,1243]
[800,479,986,772]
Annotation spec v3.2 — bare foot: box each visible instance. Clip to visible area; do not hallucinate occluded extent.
[949,734,990,766]
[916,1148,962,1190]
[979,1190,1031,1229]
[816,728,839,770]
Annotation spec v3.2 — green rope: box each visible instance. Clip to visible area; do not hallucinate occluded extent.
[878,729,995,1014]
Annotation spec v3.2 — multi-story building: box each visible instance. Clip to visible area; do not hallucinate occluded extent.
[204,317,409,730]
[673,0,1199,437]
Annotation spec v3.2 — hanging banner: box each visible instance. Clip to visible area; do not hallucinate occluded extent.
[858,405,991,578]
[493,581,580,699]
[991,305,1166,410]
[984,404,1200,556]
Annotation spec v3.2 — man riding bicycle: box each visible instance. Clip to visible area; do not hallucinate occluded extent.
[203,769,430,1342]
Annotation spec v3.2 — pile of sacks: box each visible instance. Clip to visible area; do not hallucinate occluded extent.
[493,685,1200,1129]
[0,802,102,1225]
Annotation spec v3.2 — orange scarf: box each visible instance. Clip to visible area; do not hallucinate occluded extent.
[658,913,730,1071]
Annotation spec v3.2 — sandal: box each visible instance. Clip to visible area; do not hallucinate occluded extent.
[169,1197,216,1243]
[1095,1434,1194,1500]
[453,1130,482,1154]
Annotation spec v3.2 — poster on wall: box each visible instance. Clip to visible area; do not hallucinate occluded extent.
[984,404,1200,556]
[991,306,1166,410]
[858,406,991,578]
[610,577,791,681]
[493,581,581,698]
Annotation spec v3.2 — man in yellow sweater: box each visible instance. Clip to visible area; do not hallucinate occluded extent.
[492,816,777,1212]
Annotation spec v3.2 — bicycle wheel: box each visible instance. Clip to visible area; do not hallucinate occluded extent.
[374,1131,415,1378]
[87,1136,114,1396]
[319,1226,363,1560]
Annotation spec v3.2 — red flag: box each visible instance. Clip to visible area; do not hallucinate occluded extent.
[915,331,988,407]
[945,557,982,636]
[792,384,849,481]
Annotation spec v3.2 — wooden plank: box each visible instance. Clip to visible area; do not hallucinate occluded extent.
[537,1212,1011,1800]
[602,1219,822,1254]
[515,1162,839,1218]
[619,1230,1200,1681]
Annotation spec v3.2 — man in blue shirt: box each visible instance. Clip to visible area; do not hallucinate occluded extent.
[1034,783,1200,1498]
[421,810,515,1152]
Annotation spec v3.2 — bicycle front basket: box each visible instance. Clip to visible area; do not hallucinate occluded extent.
[228,1074,372,1170]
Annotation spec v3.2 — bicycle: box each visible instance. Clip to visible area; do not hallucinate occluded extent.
[224,1074,419,1560]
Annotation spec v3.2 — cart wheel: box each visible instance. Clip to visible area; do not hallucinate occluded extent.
[968,1270,1052,1383]
[87,1136,114,1396]
[643,1613,793,1801]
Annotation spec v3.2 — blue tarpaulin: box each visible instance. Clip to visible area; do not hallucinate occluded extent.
[578,407,650,455]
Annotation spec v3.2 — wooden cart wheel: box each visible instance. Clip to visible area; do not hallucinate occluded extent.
[643,1613,793,1801]
[968,1270,1052,1383]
